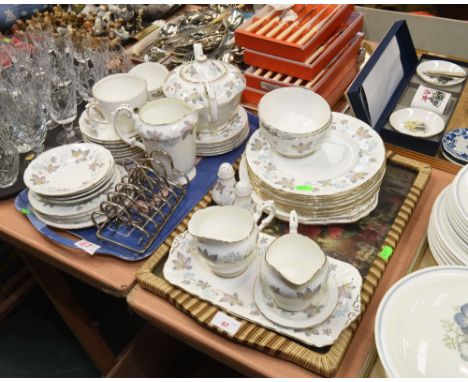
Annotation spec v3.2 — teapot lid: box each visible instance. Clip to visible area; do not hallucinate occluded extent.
[180,43,226,83]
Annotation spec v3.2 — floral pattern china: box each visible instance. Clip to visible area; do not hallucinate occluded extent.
[376,266,468,377]
[24,143,114,197]
[246,112,385,197]
[443,303,468,362]
[163,231,362,347]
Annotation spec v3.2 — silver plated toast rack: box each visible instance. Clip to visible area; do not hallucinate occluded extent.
[91,149,189,254]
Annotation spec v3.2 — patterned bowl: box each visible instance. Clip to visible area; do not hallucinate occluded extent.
[259,88,331,158]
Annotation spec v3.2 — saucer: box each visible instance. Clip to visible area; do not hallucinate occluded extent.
[416,60,466,87]
[253,275,339,329]
[389,107,445,138]
[196,105,248,156]
[441,128,468,164]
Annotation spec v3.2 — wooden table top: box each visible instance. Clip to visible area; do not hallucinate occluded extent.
[127,165,457,377]
[0,199,143,297]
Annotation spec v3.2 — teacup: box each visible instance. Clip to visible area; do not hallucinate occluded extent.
[129,62,169,101]
[113,98,198,180]
[260,210,330,311]
[259,88,331,158]
[86,73,148,124]
[188,201,275,278]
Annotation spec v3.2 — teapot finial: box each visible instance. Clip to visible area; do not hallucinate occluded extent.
[193,43,207,62]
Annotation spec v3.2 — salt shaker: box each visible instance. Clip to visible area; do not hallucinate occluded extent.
[234,180,254,212]
[211,162,236,206]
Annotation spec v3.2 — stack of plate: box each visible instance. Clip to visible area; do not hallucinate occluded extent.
[24,143,124,229]
[441,128,468,166]
[196,105,249,156]
[240,112,386,224]
[428,165,468,265]
[79,110,145,162]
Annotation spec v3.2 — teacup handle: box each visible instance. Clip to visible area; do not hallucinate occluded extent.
[253,200,275,232]
[289,210,298,234]
[112,104,145,151]
[85,99,107,123]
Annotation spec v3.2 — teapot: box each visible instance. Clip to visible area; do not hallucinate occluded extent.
[162,43,245,131]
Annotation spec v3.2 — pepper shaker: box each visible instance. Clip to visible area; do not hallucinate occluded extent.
[211,162,236,206]
[234,180,254,212]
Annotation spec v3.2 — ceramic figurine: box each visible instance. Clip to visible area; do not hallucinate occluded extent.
[211,162,236,206]
[234,180,254,212]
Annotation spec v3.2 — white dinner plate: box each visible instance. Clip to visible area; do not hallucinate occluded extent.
[375,266,468,378]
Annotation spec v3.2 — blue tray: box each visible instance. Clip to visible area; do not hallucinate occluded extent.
[15,113,259,261]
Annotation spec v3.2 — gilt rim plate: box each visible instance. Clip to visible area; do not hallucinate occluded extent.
[24,143,114,197]
[245,112,385,197]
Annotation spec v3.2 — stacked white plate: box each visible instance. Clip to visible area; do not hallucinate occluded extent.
[24,143,124,229]
[428,165,468,265]
[196,105,249,156]
[240,112,386,225]
[79,109,145,162]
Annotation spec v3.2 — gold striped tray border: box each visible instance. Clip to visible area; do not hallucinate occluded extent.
[136,151,431,377]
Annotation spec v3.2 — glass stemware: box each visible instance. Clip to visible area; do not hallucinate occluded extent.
[0,140,19,189]
[43,58,80,145]
[0,77,47,155]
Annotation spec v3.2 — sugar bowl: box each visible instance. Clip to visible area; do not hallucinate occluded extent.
[259,88,331,157]
[188,200,274,278]
[260,210,333,312]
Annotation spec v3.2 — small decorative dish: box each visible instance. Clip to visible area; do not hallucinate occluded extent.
[389,107,445,138]
[416,60,466,87]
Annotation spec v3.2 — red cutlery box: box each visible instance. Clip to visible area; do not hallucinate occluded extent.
[242,33,364,108]
[243,12,363,81]
[235,4,354,62]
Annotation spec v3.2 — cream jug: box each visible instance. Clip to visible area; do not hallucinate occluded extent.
[188,201,275,277]
[113,98,198,180]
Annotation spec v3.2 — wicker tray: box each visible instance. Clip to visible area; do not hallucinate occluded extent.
[136,151,431,376]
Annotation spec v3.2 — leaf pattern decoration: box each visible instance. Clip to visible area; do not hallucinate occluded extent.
[302,303,325,318]
[350,171,368,183]
[172,252,192,271]
[30,174,48,185]
[72,148,90,163]
[250,139,264,152]
[46,163,59,173]
[275,177,295,191]
[88,160,103,172]
[356,126,372,139]
[220,292,243,307]
[196,280,211,289]
[338,282,355,299]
